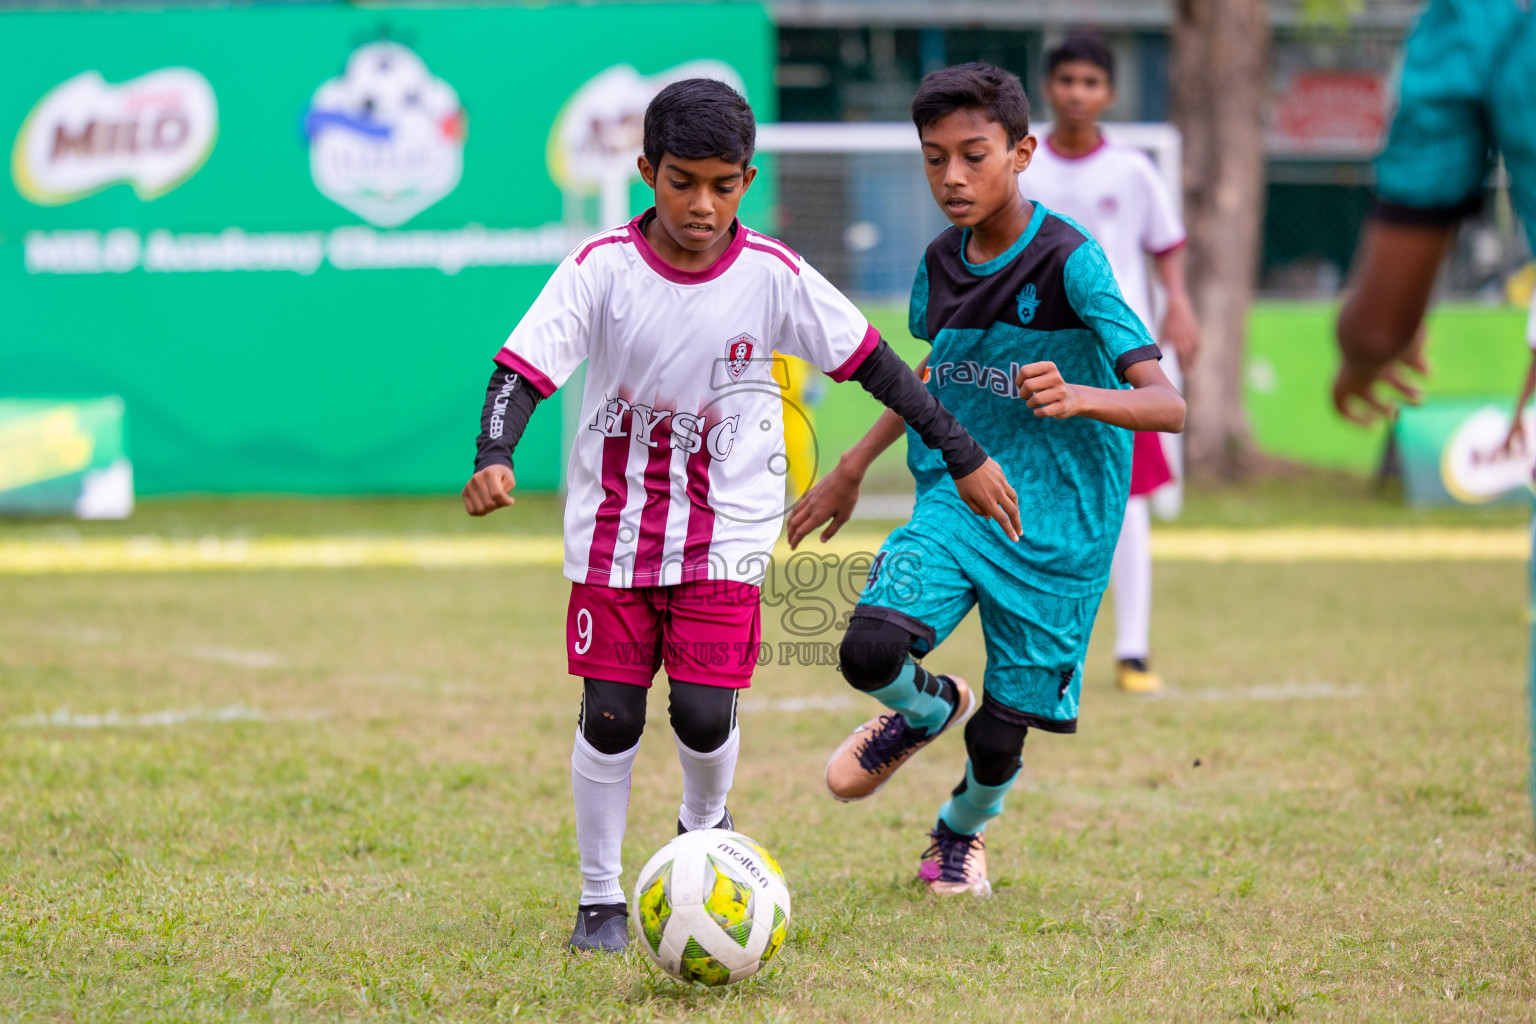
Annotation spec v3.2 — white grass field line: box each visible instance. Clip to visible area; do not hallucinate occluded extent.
[738,694,860,714]
[7,705,329,729]
[0,534,565,573]
[740,685,1368,712]
[34,630,287,669]
[0,527,1524,574]
[184,646,287,669]
[40,626,117,644]
[2,686,1366,733]
[1167,682,1369,702]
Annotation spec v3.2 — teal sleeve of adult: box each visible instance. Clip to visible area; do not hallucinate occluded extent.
[474,363,543,472]
[1063,241,1160,382]
[1373,0,1497,221]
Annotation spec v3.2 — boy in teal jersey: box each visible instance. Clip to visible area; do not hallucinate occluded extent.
[788,63,1186,896]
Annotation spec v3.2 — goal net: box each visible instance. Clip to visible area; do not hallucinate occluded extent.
[756,121,1184,302]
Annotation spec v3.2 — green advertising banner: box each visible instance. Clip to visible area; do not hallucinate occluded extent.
[0,397,132,516]
[0,3,774,494]
[1242,302,1530,476]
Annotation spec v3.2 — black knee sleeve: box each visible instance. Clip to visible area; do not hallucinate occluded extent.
[579,678,647,755]
[838,614,917,691]
[963,705,1027,786]
[667,679,738,752]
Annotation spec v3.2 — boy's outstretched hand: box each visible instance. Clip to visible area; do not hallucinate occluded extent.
[786,462,861,549]
[463,464,516,516]
[955,458,1022,541]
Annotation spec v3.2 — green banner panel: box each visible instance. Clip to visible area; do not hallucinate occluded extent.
[1243,301,1529,474]
[0,396,132,516]
[1,3,773,494]
[1396,397,1533,506]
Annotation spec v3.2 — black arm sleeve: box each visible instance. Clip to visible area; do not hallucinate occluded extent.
[848,339,988,479]
[473,363,544,473]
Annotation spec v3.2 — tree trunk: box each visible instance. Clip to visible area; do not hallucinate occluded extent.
[1171,0,1270,479]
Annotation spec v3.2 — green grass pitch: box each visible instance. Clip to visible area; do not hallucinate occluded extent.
[0,492,1532,1022]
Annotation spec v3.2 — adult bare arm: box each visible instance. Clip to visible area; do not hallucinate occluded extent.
[1332,220,1452,423]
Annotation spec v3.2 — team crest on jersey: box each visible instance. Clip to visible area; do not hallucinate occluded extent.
[725,334,755,380]
[1017,283,1041,324]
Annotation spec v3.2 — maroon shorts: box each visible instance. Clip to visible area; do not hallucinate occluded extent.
[566,580,762,688]
[1129,431,1173,497]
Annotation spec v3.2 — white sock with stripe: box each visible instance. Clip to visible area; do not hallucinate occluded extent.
[571,730,639,905]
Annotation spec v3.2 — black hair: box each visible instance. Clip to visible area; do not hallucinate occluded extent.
[910,62,1031,147]
[642,78,756,172]
[1046,32,1116,84]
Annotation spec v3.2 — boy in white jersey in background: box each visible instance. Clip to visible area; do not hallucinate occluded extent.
[461,79,1019,953]
[1021,33,1200,695]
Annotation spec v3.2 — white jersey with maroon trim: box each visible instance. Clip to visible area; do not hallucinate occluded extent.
[1020,135,1186,332]
[496,210,879,588]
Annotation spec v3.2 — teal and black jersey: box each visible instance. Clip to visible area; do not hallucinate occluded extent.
[903,202,1159,598]
[1375,0,1536,241]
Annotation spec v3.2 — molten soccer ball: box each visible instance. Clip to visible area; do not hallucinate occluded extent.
[632,828,791,986]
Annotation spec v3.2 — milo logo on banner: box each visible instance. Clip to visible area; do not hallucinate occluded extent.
[1397,400,1536,506]
[10,68,218,205]
[303,42,468,228]
[1440,405,1535,503]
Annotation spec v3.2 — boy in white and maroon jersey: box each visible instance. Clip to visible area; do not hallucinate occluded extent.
[461,79,1020,953]
[1021,32,1201,695]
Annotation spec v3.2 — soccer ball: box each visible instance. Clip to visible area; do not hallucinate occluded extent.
[632,828,791,986]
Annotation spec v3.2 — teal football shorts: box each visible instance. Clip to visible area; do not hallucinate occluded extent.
[855,502,1103,733]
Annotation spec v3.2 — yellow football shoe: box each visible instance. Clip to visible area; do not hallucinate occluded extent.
[1116,658,1165,695]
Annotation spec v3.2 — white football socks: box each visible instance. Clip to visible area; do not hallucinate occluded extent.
[570,730,639,906]
[675,725,739,832]
[1111,494,1153,661]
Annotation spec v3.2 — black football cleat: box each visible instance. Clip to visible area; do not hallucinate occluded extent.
[568,902,630,953]
[677,807,734,835]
